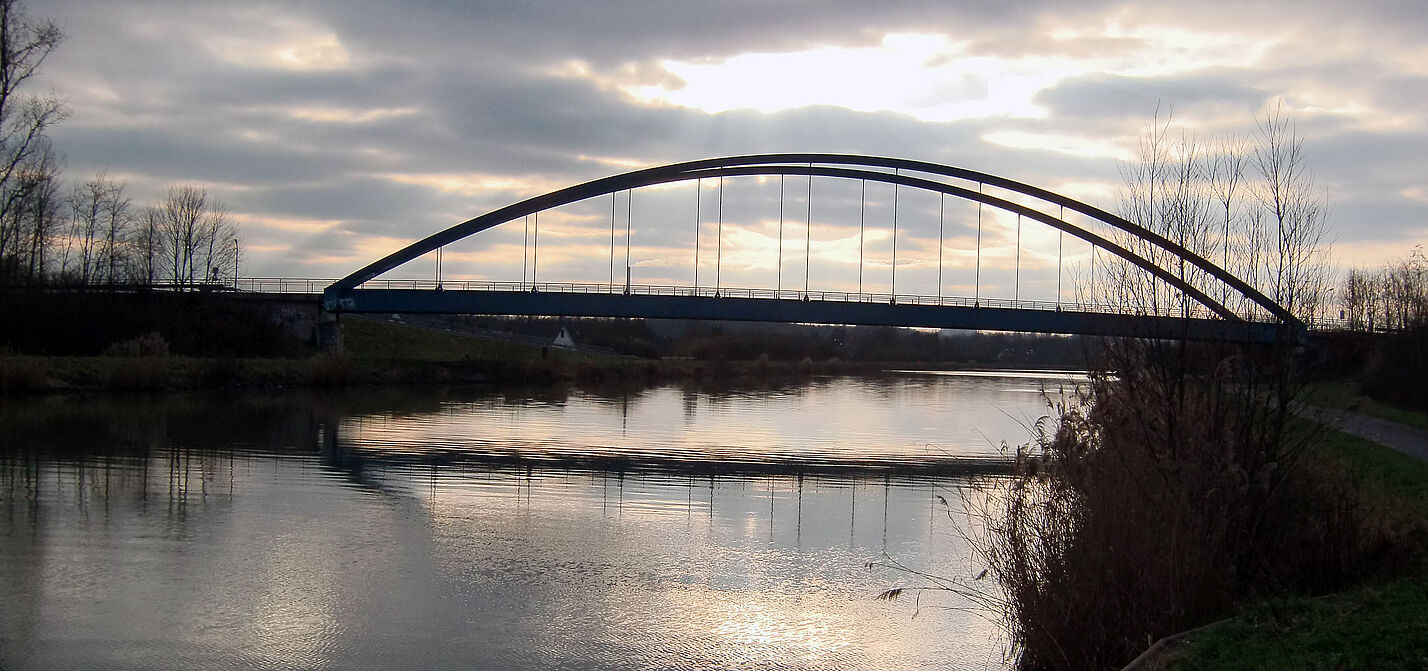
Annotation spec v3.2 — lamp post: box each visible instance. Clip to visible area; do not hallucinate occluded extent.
[1325,286,1335,327]
[231,238,240,289]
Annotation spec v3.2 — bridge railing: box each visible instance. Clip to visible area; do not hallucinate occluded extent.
[232,277,1286,324]
[343,278,1256,322]
[234,277,333,294]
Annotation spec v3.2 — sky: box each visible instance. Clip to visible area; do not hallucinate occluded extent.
[34,0,1428,302]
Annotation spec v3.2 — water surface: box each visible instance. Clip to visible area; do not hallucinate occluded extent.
[0,372,1081,670]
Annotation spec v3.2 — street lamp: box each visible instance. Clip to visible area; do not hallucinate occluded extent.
[1326,286,1336,326]
[231,237,240,289]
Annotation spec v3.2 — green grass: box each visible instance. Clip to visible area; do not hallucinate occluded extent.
[1303,380,1428,431]
[1180,578,1428,670]
[1310,425,1428,507]
[341,317,575,363]
[1167,427,1428,670]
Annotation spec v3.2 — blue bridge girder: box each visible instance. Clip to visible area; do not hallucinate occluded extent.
[336,285,1284,344]
[323,154,1305,344]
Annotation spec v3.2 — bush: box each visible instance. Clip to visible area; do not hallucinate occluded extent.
[972,340,1427,670]
[105,332,170,357]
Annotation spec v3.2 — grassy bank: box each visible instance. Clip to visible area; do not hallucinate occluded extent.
[1303,379,1428,431]
[1165,427,1428,670]
[1311,423,1428,505]
[1177,577,1428,670]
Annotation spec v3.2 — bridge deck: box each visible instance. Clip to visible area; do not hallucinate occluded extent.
[325,284,1286,344]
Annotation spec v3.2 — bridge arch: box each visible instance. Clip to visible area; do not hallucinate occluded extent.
[324,154,1299,330]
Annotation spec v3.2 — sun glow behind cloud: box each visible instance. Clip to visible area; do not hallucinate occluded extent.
[980,130,1135,160]
[201,14,353,71]
[625,34,1051,121]
[290,107,419,124]
[619,28,1279,125]
[383,172,564,198]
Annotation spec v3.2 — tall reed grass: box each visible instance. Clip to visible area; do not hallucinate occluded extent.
[970,339,1427,670]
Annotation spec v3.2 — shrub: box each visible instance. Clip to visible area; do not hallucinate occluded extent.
[105,332,170,357]
[971,339,1427,670]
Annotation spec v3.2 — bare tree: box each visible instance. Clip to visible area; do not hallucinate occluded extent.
[1390,246,1427,328]
[0,0,64,284]
[154,185,235,287]
[1111,108,1176,315]
[1252,104,1333,323]
[1207,133,1249,310]
[62,176,102,282]
[1110,108,1221,319]
[158,186,204,286]
[1101,104,1333,326]
[0,136,60,283]
[1345,246,1428,331]
[61,174,133,284]
[201,202,236,284]
[96,176,131,284]
[134,204,162,285]
[1340,267,1376,330]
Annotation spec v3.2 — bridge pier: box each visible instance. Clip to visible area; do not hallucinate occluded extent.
[318,309,344,353]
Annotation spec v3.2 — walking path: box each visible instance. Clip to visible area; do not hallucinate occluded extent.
[1297,404,1428,462]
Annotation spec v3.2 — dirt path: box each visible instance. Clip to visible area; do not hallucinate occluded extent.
[1297,404,1428,462]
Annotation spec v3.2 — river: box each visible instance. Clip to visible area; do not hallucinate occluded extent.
[0,370,1084,670]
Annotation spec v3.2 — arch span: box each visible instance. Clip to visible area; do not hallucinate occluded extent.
[323,154,1300,332]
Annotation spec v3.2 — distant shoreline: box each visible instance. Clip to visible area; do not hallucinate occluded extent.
[0,353,1089,395]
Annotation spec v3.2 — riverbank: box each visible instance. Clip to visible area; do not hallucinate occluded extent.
[1,316,1090,394]
[0,351,1087,394]
[1136,424,1428,670]
[0,351,924,393]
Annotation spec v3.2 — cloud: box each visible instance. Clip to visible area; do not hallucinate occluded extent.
[29,0,1428,288]
[1034,71,1268,123]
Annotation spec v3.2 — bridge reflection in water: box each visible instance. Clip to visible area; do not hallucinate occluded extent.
[1,379,1033,669]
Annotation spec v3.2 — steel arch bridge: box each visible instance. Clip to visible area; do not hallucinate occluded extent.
[322,154,1304,344]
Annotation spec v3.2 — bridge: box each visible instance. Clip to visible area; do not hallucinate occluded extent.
[319,154,1305,345]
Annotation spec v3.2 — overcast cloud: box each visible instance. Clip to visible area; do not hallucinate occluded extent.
[34,0,1428,292]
